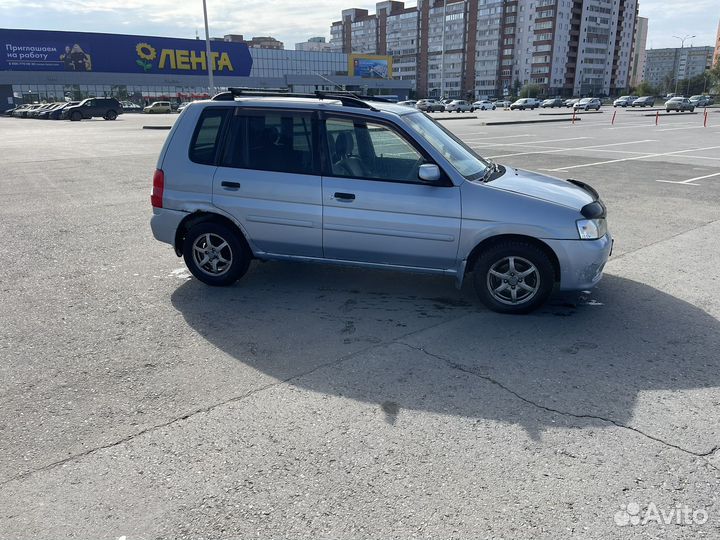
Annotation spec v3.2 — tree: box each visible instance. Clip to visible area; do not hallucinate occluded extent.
[519,84,542,98]
[633,81,657,96]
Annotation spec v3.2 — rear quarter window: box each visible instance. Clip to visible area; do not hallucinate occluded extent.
[189,108,230,165]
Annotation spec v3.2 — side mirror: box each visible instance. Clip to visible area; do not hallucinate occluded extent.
[418,163,441,183]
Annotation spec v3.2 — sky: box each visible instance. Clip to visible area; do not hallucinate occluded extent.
[0,0,717,51]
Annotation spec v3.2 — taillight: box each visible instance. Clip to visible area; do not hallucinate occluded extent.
[151,169,164,208]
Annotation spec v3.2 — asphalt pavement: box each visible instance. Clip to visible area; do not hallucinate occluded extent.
[1,109,719,539]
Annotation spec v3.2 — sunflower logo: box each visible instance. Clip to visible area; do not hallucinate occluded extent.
[135,42,157,71]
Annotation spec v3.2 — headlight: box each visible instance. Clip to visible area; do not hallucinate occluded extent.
[576,218,607,240]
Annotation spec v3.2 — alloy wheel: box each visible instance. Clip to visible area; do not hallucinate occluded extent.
[486,256,540,305]
[192,233,233,276]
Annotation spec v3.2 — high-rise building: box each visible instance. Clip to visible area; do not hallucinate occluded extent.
[643,46,714,91]
[329,0,638,98]
[629,16,647,87]
[296,37,333,51]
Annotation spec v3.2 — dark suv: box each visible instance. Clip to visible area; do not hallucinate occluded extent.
[62,98,123,121]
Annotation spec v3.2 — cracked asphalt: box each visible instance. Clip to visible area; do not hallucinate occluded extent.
[1,111,719,539]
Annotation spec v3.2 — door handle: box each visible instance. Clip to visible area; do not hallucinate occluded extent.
[333,192,355,201]
[221,181,241,189]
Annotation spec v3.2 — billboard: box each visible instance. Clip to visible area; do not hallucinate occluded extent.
[348,54,392,79]
[0,29,253,76]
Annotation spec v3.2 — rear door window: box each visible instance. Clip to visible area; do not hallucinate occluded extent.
[220,110,316,175]
[189,107,231,165]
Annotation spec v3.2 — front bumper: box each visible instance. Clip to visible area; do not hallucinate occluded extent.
[544,233,613,291]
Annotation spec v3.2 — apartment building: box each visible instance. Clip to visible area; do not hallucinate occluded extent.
[643,46,714,90]
[330,0,638,98]
[714,19,720,68]
[629,16,647,87]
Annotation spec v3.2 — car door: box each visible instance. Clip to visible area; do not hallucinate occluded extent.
[211,107,323,257]
[321,114,461,270]
[82,99,96,118]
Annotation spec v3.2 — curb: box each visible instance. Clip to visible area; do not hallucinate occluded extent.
[142,125,172,130]
[433,115,476,121]
[539,111,603,116]
[641,112,698,117]
[479,117,582,126]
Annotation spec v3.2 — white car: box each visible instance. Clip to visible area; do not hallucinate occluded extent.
[445,100,474,112]
[144,101,172,114]
[510,98,540,110]
[573,98,601,111]
[613,96,637,107]
[472,100,496,111]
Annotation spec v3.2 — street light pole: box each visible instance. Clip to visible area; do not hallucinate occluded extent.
[440,0,446,100]
[202,0,215,96]
[672,34,695,95]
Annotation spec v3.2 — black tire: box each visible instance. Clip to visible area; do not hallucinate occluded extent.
[183,221,250,286]
[70,111,82,122]
[104,110,117,120]
[473,241,555,314]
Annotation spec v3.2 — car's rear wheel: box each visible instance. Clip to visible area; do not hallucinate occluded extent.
[70,111,82,122]
[104,110,117,120]
[183,221,250,286]
[473,241,554,314]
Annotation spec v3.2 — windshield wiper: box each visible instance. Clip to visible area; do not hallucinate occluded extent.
[481,159,500,183]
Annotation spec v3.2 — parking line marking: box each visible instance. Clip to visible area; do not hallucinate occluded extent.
[470,136,589,148]
[461,134,533,142]
[486,139,655,159]
[542,145,720,172]
[656,172,720,186]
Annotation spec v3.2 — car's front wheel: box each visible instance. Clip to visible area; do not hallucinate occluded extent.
[183,221,251,286]
[473,241,554,314]
[70,111,82,121]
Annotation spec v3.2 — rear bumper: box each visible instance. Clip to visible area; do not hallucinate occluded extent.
[150,208,187,246]
[544,233,613,291]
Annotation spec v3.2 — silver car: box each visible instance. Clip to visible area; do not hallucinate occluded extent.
[151,90,612,313]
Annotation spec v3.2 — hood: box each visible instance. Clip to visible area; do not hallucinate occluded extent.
[486,167,596,210]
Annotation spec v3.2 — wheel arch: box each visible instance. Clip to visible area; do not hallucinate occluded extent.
[174,211,251,257]
[465,234,561,283]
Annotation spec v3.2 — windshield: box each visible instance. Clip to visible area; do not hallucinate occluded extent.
[404,112,489,181]
[578,98,591,103]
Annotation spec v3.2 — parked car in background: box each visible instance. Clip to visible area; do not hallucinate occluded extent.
[495,99,512,108]
[564,98,579,108]
[472,100,496,110]
[573,98,602,111]
[37,103,66,119]
[63,97,123,121]
[14,104,42,118]
[144,101,172,114]
[540,98,564,108]
[665,97,694,112]
[510,98,540,110]
[416,99,445,112]
[689,95,713,107]
[396,100,417,107]
[176,101,193,113]
[120,101,143,113]
[631,96,655,107]
[150,90,612,314]
[613,95,637,107]
[445,99,474,112]
[27,103,56,118]
[48,102,79,120]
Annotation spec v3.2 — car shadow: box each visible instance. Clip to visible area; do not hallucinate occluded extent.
[170,261,720,445]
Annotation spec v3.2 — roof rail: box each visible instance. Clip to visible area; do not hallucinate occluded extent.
[211,87,381,111]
